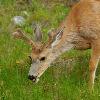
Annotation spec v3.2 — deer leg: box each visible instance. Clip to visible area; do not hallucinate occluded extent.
[89,42,100,90]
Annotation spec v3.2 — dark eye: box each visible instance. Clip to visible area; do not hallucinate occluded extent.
[40,57,46,61]
[28,56,32,64]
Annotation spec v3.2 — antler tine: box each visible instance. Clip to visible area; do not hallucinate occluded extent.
[34,23,42,42]
[43,28,56,47]
[12,28,35,47]
[48,28,55,37]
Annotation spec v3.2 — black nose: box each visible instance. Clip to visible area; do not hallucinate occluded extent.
[28,75,37,82]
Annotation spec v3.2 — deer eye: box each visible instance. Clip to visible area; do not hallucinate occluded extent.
[28,56,32,64]
[39,57,46,61]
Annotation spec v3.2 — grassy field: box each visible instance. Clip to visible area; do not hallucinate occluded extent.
[0,0,100,100]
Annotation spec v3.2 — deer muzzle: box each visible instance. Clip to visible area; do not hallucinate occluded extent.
[28,75,39,83]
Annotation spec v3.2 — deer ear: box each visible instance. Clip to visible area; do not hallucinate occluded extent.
[51,27,65,48]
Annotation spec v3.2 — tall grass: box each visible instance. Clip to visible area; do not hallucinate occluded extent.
[0,0,100,100]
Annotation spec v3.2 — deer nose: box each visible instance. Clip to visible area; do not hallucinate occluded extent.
[28,75,37,82]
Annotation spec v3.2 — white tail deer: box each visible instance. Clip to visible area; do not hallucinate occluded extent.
[12,0,100,89]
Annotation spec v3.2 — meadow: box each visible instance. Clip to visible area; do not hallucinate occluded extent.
[0,0,100,100]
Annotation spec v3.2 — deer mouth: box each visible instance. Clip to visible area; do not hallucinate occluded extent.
[28,75,39,83]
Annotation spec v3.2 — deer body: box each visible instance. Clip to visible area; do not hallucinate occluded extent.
[13,0,100,89]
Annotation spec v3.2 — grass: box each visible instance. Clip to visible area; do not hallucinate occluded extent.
[0,0,100,100]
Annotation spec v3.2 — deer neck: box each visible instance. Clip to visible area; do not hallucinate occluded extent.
[48,32,75,65]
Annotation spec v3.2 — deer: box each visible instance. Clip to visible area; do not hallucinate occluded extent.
[12,0,100,90]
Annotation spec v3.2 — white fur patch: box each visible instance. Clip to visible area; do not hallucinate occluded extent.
[51,39,61,48]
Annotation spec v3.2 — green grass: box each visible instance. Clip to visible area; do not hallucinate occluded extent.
[0,0,100,100]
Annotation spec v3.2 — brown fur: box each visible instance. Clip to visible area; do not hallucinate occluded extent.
[13,0,100,89]
[56,0,100,89]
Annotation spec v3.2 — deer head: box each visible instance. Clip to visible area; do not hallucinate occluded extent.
[12,24,65,83]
